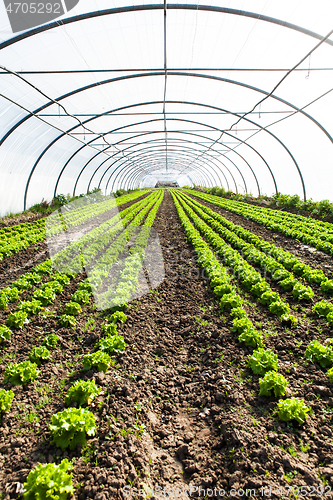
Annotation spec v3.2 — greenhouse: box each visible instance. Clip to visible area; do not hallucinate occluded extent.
[1,1,333,498]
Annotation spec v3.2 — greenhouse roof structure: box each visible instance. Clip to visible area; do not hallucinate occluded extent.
[0,0,333,215]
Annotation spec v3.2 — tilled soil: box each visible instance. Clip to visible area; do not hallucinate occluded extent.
[0,191,333,500]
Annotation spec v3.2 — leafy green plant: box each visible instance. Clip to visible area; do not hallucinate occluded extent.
[64,302,82,317]
[0,325,11,343]
[41,281,63,295]
[229,307,247,319]
[292,283,314,301]
[33,288,57,306]
[0,388,15,413]
[321,280,333,294]
[23,459,74,500]
[259,371,288,397]
[71,290,90,305]
[65,379,101,406]
[220,293,243,311]
[42,334,60,349]
[248,348,279,375]
[59,315,77,329]
[0,293,9,310]
[78,280,92,293]
[4,360,39,385]
[277,398,310,425]
[82,351,111,372]
[269,301,290,317]
[29,346,51,366]
[238,328,263,348]
[110,311,127,323]
[17,299,43,316]
[313,300,333,317]
[95,334,127,355]
[305,340,333,368]
[49,407,97,450]
[101,322,117,335]
[7,311,29,329]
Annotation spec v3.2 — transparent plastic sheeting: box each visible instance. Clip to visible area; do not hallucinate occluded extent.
[46,192,165,309]
[0,0,333,215]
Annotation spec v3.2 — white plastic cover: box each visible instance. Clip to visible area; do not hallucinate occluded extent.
[0,0,333,215]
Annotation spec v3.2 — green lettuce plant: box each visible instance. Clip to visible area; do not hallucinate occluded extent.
[313,300,333,317]
[110,311,127,323]
[277,398,310,425]
[49,407,97,450]
[82,351,111,372]
[17,299,43,316]
[71,290,90,305]
[220,293,243,311]
[64,302,82,317]
[0,325,11,343]
[29,346,51,366]
[65,379,101,406]
[238,328,263,348]
[0,388,15,413]
[59,315,77,329]
[23,459,75,500]
[33,288,56,306]
[4,360,39,385]
[305,340,333,368]
[259,371,288,397]
[42,334,60,349]
[7,311,29,329]
[101,323,117,335]
[95,334,127,354]
[248,348,279,375]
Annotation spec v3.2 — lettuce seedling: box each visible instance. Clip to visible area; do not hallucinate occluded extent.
[313,300,333,317]
[53,273,71,286]
[17,299,43,316]
[269,301,290,317]
[238,328,263,348]
[64,302,82,317]
[250,281,270,297]
[229,307,247,319]
[101,323,117,335]
[272,269,290,282]
[248,348,279,375]
[65,379,101,406]
[277,398,310,425]
[78,280,92,293]
[49,407,97,450]
[7,311,29,329]
[110,311,127,324]
[0,325,11,343]
[33,288,56,306]
[95,334,127,355]
[59,315,77,329]
[220,293,243,311]
[3,287,19,303]
[29,345,51,366]
[321,279,333,294]
[259,371,288,397]
[327,366,333,383]
[82,351,111,372]
[4,360,39,385]
[305,340,333,368]
[0,293,9,310]
[231,317,253,334]
[213,283,235,297]
[72,290,90,305]
[0,388,14,413]
[23,459,74,500]
[292,283,314,301]
[280,276,297,291]
[260,290,280,306]
[42,334,60,349]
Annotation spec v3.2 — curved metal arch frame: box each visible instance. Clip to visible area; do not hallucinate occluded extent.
[93,116,274,196]
[1,5,332,204]
[90,137,232,193]
[2,4,333,50]
[105,151,214,194]
[9,69,325,206]
[101,139,232,191]
[110,150,221,191]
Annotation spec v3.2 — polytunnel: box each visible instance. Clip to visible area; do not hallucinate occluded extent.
[0,0,333,215]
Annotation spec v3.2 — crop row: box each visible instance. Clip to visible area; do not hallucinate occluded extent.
[182,192,333,293]
[174,191,298,326]
[187,190,333,256]
[0,190,149,260]
[172,191,333,427]
[178,192,321,304]
[0,191,164,495]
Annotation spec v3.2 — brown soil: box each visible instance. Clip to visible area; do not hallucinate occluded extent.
[0,191,333,500]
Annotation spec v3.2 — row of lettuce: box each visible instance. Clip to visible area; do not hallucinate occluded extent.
[0,189,149,260]
[0,193,164,498]
[172,190,333,427]
[186,190,333,256]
